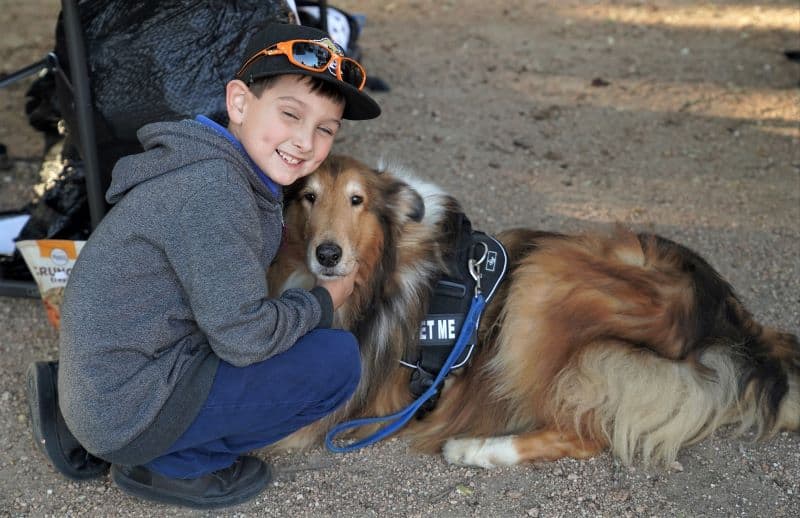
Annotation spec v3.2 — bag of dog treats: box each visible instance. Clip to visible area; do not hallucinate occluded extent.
[16,239,85,329]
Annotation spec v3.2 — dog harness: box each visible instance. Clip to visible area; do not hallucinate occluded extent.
[402,213,508,416]
[324,214,508,453]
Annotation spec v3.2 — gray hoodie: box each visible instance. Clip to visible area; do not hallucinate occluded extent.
[58,119,332,464]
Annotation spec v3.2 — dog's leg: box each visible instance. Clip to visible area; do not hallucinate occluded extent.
[442,430,604,468]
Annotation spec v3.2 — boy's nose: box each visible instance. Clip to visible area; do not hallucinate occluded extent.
[292,127,313,153]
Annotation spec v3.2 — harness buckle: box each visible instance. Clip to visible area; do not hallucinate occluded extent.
[409,365,440,418]
[468,241,488,296]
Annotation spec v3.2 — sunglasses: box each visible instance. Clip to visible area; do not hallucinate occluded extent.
[236,38,367,91]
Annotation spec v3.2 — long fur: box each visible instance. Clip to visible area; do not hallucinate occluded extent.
[268,155,800,467]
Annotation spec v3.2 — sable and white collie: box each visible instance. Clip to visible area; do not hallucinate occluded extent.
[268,155,799,468]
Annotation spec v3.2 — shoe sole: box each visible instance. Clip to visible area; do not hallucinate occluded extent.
[111,463,272,510]
[27,362,53,460]
[26,361,110,480]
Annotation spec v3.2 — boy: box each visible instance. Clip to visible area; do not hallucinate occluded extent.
[27,22,381,509]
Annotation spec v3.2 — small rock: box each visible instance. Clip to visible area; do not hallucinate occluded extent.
[531,105,561,121]
[455,485,473,496]
[610,489,631,502]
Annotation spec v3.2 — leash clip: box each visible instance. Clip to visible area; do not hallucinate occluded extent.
[468,242,488,296]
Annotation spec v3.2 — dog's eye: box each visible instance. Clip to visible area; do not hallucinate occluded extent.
[351,195,364,206]
[303,192,316,204]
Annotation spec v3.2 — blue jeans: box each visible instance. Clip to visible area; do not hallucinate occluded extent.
[143,329,360,478]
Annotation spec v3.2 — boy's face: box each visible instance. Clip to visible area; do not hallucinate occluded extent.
[226,75,345,186]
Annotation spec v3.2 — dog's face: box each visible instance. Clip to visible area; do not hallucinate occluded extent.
[283,156,425,281]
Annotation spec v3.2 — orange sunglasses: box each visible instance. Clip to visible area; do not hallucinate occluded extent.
[236,39,367,91]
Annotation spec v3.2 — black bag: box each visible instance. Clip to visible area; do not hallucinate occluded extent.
[53,0,295,181]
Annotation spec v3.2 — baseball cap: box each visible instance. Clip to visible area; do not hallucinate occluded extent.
[236,23,381,120]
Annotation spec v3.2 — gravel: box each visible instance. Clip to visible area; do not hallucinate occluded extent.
[1,1,798,516]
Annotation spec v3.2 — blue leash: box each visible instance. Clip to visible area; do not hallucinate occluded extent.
[325,293,487,453]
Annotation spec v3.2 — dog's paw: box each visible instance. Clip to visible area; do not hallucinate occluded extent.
[442,436,520,468]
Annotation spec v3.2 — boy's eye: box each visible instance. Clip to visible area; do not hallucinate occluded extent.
[350,195,363,206]
[318,126,335,136]
[282,111,299,120]
[303,192,316,204]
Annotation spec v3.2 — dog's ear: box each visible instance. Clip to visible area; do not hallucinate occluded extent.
[389,180,425,225]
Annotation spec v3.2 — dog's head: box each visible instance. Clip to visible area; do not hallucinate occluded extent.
[276,155,462,410]
[275,156,451,419]
[283,155,425,282]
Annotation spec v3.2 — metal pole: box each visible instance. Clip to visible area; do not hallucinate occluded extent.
[0,56,53,89]
[60,0,107,229]
[318,0,328,33]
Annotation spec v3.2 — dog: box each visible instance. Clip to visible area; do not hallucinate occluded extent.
[267,154,799,468]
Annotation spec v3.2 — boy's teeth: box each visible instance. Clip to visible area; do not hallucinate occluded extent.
[278,150,300,165]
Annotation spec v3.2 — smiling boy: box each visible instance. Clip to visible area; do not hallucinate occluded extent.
[29,23,380,509]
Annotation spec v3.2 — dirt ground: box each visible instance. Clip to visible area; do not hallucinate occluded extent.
[1,1,799,516]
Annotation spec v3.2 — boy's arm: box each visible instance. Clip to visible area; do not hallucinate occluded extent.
[169,182,326,367]
[309,286,334,328]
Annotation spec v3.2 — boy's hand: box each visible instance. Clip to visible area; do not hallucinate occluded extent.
[317,266,358,310]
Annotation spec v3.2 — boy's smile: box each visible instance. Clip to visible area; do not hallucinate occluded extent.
[227,75,345,186]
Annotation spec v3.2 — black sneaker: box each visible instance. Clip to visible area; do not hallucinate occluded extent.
[26,361,111,480]
[111,456,272,509]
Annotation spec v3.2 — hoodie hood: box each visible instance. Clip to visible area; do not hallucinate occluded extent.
[106,119,274,204]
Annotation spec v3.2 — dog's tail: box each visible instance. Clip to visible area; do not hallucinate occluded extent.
[553,331,799,466]
[549,233,799,466]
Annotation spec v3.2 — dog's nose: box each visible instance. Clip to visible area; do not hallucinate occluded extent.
[316,243,342,268]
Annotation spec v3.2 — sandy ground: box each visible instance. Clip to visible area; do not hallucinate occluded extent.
[1,1,799,516]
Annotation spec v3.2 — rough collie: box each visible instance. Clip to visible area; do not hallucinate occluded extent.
[267,155,799,468]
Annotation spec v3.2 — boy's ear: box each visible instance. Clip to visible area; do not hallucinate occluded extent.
[226,80,250,125]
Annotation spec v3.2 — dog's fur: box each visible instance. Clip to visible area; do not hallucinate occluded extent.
[268,155,800,468]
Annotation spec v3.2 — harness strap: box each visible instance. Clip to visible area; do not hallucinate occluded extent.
[325,293,487,453]
[407,229,507,418]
